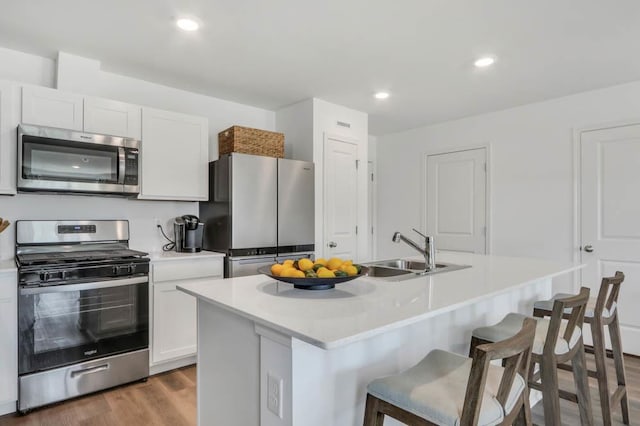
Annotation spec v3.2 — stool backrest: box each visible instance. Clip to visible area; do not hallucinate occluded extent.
[595,271,625,318]
[545,286,590,354]
[462,318,536,425]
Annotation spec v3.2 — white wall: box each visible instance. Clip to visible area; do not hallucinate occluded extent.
[0,47,277,259]
[377,80,640,290]
[0,47,55,88]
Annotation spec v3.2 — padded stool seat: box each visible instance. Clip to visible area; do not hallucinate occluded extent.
[367,349,526,426]
[472,313,581,355]
[534,294,617,319]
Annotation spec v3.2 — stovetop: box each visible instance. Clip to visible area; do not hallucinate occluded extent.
[16,248,148,267]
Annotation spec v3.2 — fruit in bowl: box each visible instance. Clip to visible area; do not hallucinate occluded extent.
[269,257,362,279]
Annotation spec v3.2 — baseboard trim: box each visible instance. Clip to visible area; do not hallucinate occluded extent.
[150,355,196,375]
[0,400,16,416]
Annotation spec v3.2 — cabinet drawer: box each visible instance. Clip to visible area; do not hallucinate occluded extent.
[152,258,223,283]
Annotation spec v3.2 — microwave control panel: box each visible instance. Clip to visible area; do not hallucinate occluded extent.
[124,148,139,185]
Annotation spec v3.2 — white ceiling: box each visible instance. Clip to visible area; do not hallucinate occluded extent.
[1,1,640,135]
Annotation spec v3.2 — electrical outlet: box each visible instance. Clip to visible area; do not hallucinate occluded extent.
[267,373,283,418]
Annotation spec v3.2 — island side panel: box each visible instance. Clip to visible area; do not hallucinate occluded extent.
[197,300,260,426]
[289,278,551,426]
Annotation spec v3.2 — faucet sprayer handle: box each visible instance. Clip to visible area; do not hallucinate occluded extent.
[412,228,428,240]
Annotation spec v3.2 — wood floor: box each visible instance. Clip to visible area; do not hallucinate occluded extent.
[0,354,638,425]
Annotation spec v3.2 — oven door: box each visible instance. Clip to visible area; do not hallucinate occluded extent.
[18,126,128,194]
[18,276,149,375]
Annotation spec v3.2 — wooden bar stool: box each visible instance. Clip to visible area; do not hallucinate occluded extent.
[532,271,628,425]
[470,287,593,426]
[363,318,536,426]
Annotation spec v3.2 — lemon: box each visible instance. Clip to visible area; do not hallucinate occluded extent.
[293,270,305,278]
[280,267,297,278]
[317,269,336,278]
[327,257,343,271]
[345,265,358,276]
[343,260,353,267]
[283,259,294,267]
[271,263,284,276]
[315,258,327,266]
[298,258,314,271]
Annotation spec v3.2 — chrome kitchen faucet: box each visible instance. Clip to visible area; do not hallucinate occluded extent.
[392,229,436,271]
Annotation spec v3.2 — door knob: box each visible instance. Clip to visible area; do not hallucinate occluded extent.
[328,241,337,248]
[583,245,594,253]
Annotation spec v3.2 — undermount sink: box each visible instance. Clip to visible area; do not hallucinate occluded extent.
[363,259,471,281]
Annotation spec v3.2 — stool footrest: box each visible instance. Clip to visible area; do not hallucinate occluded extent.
[610,385,627,407]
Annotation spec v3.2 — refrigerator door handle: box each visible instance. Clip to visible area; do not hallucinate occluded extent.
[233,258,275,265]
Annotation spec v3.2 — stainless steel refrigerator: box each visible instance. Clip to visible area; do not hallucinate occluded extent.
[199,153,315,277]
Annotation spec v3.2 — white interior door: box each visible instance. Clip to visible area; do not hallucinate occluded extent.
[324,137,358,260]
[581,124,640,355]
[425,148,487,254]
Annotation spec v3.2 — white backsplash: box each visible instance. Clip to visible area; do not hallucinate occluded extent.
[0,192,198,260]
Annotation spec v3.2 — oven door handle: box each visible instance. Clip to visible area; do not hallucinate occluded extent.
[70,363,110,378]
[20,276,148,295]
[118,146,126,185]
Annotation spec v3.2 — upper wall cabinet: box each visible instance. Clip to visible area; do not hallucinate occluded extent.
[140,107,209,201]
[0,82,18,195]
[84,97,142,140]
[21,87,142,140]
[22,86,83,131]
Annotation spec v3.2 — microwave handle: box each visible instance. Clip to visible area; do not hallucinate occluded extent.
[118,147,126,185]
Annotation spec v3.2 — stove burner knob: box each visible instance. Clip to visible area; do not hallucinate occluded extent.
[60,270,68,280]
[40,271,50,282]
[112,265,119,275]
[130,264,136,274]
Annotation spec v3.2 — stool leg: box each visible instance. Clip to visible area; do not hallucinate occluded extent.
[363,394,385,426]
[540,356,562,426]
[572,341,594,426]
[592,319,613,426]
[608,315,630,425]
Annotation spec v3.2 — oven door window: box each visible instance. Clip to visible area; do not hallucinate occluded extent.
[22,136,119,183]
[18,282,148,375]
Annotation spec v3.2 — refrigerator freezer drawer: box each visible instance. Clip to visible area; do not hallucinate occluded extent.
[226,255,276,278]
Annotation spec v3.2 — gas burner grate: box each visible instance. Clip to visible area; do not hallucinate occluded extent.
[17,249,148,267]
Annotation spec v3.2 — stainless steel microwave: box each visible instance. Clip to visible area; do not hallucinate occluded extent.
[18,124,140,197]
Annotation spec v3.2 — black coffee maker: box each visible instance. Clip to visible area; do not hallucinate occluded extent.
[174,215,204,253]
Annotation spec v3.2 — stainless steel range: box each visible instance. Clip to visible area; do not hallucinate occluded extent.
[15,220,149,413]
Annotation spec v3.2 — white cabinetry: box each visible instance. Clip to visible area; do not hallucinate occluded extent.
[84,97,142,139]
[0,82,18,195]
[0,267,17,415]
[22,86,83,130]
[151,256,223,369]
[140,107,209,201]
[21,86,142,140]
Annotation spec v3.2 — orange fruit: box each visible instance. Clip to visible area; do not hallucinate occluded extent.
[271,264,284,276]
[280,267,297,278]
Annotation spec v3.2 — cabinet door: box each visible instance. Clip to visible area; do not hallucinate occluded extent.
[84,97,142,139]
[152,281,198,363]
[0,82,18,194]
[0,272,17,405]
[22,86,83,130]
[140,107,209,200]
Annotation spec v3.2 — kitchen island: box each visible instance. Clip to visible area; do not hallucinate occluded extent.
[178,252,582,426]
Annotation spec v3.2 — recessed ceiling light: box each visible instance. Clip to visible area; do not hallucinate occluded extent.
[374,92,390,99]
[176,18,200,32]
[474,56,496,68]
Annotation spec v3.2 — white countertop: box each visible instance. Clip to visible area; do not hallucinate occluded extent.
[0,259,16,273]
[149,250,225,262]
[178,252,582,350]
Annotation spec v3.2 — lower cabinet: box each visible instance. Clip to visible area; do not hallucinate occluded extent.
[151,257,223,366]
[0,269,17,415]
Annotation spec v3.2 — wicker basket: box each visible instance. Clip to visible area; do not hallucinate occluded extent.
[218,126,284,158]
